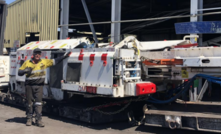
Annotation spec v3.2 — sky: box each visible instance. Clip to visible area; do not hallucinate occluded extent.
[5,0,16,4]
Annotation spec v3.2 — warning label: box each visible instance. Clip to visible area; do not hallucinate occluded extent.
[181,68,188,78]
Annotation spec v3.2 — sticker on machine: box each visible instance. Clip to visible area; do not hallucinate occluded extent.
[86,86,97,94]
[181,68,188,78]
[78,86,86,92]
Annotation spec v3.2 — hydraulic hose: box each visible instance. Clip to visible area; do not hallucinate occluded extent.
[147,74,221,104]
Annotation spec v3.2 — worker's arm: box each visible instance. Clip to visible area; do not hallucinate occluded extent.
[18,68,32,76]
[18,61,32,76]
[45,52,72,68]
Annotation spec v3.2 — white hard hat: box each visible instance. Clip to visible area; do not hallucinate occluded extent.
[3,48,8,55]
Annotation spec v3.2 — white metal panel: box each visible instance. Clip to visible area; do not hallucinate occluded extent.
[9,53,17,75]
[211,47,221,57]
[114,36,188,51]
[125,82,136,96]
[175,48,200,58]
[65,48,115,87]
[62,83,86,92]
[140,51,174,59]
[114,36,136,49]
[62,83,117,96]
[182,58,202,67]
[120,49,134,58]
[181,58,221,67]
[96,87,114,96]
[139,40,187,51]
[0,56,10,86]
[80,50,114,87]
[174,47,221,58]
[0,56,9,75]
[171,67,221,80]
[18,38,90,50]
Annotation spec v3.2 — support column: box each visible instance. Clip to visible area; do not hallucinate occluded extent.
[60,0,69,39]
[111,0,121,43]
[0,2,7,55]
[198,0,203,46]
[190,0,198,44]
[81,0,98,44]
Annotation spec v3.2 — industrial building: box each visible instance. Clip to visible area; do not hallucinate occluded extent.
[3,0,221,49]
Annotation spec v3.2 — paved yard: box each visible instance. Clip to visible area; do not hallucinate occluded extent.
[0,103,213,134]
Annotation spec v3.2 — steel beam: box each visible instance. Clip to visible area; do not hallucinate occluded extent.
[111,0,121,43]
[198,80,208,101]
[203,36,221,46]
[190,0,198,44]
[60,0,69,39]
[198,0,203,46]
[81,0,98,44]
[0,2,7,55]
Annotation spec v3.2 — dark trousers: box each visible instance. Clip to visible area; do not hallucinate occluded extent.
[25,85,43,120]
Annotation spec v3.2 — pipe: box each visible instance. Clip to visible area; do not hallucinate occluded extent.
[198,7,221,11]
[81,0,98,44]
[59,11,221,27]
[198,0,203,46]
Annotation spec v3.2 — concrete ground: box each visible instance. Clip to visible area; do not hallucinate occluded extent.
[0,103,214,134]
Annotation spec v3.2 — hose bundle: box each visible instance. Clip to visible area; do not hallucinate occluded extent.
[147,74,221,104]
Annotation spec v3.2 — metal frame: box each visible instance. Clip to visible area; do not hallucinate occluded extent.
[198,7,221,11]
[60,0,69,39]
[58,11,221,27]
[0,1,7,55]
[58,0,218,46]
[145,109,221,133]
[190,0,199,44]
[81,0,98,44]
[198,0,203,46]
[111,0,121,43]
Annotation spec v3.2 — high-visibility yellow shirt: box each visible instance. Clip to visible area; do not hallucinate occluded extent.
[19,59,54,85]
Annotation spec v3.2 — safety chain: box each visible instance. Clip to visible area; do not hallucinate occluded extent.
[83,96,149,115]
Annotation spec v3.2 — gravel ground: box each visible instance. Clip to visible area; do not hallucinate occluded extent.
[0,103,214,134]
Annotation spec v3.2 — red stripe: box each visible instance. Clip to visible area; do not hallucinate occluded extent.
[175,43,198,48]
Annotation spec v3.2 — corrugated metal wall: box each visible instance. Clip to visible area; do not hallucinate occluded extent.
[4,0,60,48]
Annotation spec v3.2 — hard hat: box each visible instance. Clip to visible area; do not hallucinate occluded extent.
[3,48,8,55]
[33,48,42,54]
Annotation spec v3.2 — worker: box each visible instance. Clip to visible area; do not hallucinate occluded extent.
[18,48,71,127]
